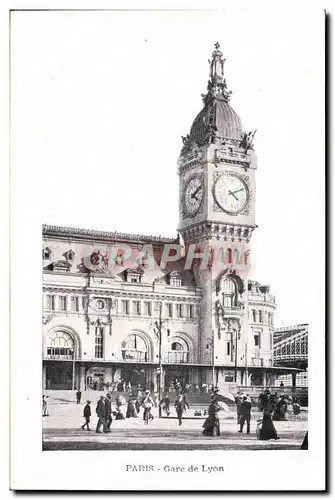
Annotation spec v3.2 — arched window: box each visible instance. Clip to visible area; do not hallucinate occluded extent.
[46,331,75,360]
[122,334,148,362]
[221,277,238,307]
[168,338,189,363]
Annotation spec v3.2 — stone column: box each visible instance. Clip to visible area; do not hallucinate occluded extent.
[80,365,86,391]
[292,372,297,387]
[105,367,114,384]
[42,364,46,390]
[262,370,267,387]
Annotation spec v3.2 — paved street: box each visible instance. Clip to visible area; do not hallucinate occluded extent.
[43,402,308,450]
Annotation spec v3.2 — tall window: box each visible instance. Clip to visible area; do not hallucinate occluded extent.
[176,304,183,318]
[144,301,152,316]
[259,310,263,323]
[46,295,55,310]
[226,248,232,264]
[252,310,257,322]
[121,300,129,315]
[186,304,194,319]
[226,341,231,356]
[59,296,67,311]
[122,334,148,362]
[95,327,104,358]
[254,332,260,348]
[133,300,141,315]
[71,296,79,312]
[222,277,237,307]
[166,303,173,318]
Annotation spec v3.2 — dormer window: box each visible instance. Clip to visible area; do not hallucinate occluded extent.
[169,272,183,287]
[43,247,51,260]
[125,267,144,284]
[66,249,75,262]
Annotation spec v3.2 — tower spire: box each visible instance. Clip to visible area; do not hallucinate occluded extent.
[203,42,232,104]
[209,42,225,83]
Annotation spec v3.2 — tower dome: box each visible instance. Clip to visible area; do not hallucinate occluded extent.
[189,100,243,144]
[181,43,246,154]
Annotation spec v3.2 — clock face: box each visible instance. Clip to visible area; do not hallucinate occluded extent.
[183,176,203,216]
[214,174,248,214]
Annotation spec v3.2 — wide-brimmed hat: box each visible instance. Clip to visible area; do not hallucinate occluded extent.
[87,400,91,403]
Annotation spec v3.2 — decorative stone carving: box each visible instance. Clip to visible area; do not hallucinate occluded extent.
[42,315,53,325]
[240,130,257,151]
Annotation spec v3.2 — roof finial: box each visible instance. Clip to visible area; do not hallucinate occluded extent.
[202,42,232,102]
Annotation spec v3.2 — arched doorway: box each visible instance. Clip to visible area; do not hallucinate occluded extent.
[165,336,192,392]
[44,330,77,390]
[120,333,150,390]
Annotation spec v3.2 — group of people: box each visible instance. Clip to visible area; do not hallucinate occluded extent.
[79,389,192,431]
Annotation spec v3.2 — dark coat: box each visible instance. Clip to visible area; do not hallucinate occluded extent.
[239,400,252,417]
[96,399,106,418]
[83,404,91,418]
[105,398,112,416]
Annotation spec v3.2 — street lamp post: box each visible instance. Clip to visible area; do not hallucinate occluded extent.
[153,301,164,418]
[211,331,215,388]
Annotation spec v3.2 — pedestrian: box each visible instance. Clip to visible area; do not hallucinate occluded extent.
[105,393,112,431]
[126,395,138,418]
[95,395,107,433]
[141,390,155,423]
[202,389,221,436]
[81,400,92,430]
[76,389,82,404]
[235,392,243,425]
[160,393,171,416]
[259,408,279,440]
[175,393,188,426]
[238,396,252,434]
[42,395,49,417]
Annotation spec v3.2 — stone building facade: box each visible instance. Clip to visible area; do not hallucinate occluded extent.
[42,43,284,392]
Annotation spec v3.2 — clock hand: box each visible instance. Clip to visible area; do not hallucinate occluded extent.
[191,186,202,199]
[228,190,238,201]
[231,188,244,195]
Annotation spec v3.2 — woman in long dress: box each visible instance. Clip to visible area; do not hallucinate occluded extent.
[203,392,221,437]
[259,409,279,440]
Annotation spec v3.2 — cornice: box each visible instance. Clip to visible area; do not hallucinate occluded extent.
[42,224,178,245]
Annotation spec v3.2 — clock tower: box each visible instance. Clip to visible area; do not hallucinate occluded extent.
[178,43,258,386]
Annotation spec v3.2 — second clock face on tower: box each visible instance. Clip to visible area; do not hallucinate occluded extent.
[214,174,249,214]
[183,175,204,217]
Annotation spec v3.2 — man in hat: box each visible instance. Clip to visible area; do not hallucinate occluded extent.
[105,393,112,431]
[76,389,82,404]
[96,395,107,433]
[239,396,252,434]
[82,400,92,430]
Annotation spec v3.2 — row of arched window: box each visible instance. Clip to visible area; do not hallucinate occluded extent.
[45,330,191,364]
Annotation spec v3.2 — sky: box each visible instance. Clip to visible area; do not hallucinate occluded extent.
[10,8,324,327]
